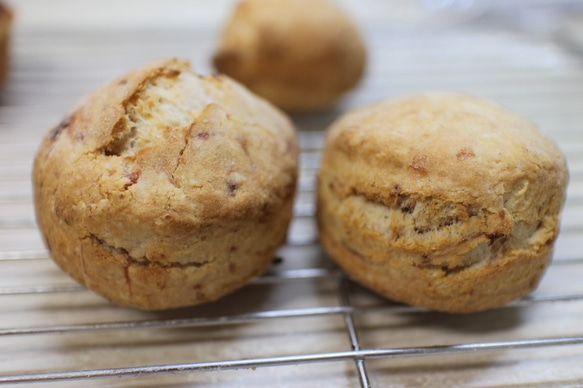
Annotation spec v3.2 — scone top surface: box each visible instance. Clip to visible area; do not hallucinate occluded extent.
[33,58,298,310]
[213,0,366,112]
[326,92,567,209]
[318,92,568,313]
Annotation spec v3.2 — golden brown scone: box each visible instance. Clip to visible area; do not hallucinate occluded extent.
[0,3,12,85]
[317,92,569,313]
[33,58,298,310]
[213,0,366,112]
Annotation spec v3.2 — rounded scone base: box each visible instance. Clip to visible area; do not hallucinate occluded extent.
[317,92,568,313]
[213,0,366,112]
[33,58,298,310]
[318,201,552,313]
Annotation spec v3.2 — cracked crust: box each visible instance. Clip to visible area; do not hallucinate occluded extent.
[213,0,366,112]
[33,58,298,310]
[317,92,569,313]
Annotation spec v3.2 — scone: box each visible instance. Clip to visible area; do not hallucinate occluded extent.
[317,92,568,313]
[213,0,366,112]
[33,58,298,310]
[0,2,12,85]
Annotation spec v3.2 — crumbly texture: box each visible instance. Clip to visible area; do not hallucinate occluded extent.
[213,0,366,112]
[317,92,569,313]
[33,58,298,310]
[0,3,12,85]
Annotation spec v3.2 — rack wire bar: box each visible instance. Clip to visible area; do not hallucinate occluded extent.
[285,234,319,246]
[0,217,36,229]
[0,268,336,296]
[252,268,336,284]
[338,275,371,388]
[0,234,320,264]
[3,245,583,266]
[0,306,351,337]
[1,336,582,385]
[0,250,49,261]
[1,292,582,337]
[3,249,583,266]
[0,284,85,296]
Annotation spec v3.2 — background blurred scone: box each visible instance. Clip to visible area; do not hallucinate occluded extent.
[33,58,298,310]
[213,0,366,112]
[317,92,569,313]
[0,2,12,85]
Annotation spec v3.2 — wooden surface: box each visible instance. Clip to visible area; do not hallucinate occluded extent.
[1,1,583,386]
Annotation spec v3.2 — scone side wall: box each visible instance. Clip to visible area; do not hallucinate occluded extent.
[316,93,569,313]
[318,222,552,313]
[33,58,299,310]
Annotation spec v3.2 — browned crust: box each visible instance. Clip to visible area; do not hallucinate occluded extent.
[318,190,553,313]
[213,0,366,112]
[317,92,569,313]
[33,58,299,310]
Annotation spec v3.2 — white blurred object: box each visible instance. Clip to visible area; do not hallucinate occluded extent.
[422,0,583,33]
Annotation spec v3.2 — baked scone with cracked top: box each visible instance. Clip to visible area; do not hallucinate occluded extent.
[317,92,569,313]
[213,0,366,112]
[33,58,298,310]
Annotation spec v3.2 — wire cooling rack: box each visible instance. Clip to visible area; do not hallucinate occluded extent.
[2,1,583,387]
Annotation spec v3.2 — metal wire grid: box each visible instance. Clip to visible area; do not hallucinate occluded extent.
[2,9,583,387]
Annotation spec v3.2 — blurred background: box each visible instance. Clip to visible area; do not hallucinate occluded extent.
[1,1,583,387]
[2,0,583,116]
[6,0,583,30]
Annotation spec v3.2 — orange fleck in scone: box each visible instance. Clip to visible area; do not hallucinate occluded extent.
[213,0,366,112]
[33,58,298,310]
[317,92,568,313]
